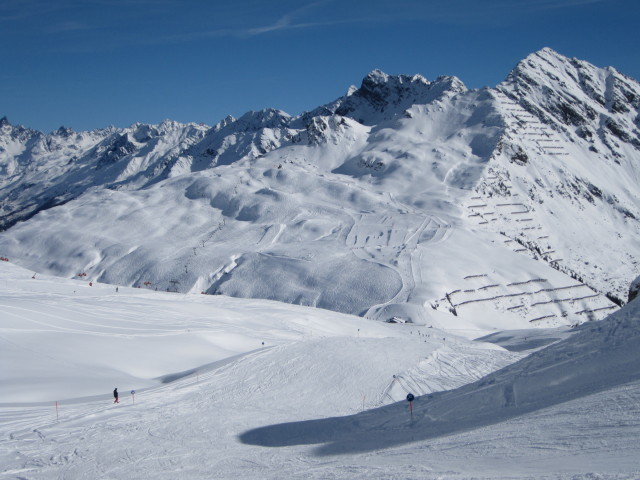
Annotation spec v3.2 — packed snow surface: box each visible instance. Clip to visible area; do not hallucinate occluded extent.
[2,262,640,479]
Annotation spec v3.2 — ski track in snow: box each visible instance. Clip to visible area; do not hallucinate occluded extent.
[2,262,640,479]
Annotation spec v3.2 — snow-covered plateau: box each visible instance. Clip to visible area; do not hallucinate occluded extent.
[1,48,640,478]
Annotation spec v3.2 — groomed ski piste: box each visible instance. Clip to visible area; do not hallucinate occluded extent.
[1,261,640,479]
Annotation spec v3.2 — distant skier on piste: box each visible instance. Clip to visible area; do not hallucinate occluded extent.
[113,388,119,404]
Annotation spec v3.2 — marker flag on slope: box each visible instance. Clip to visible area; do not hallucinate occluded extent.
[406,393,415,419]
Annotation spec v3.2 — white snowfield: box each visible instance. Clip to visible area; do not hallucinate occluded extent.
[1,262,640,479]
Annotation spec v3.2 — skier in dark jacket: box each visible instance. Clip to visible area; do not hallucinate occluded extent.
[113,388,119,404]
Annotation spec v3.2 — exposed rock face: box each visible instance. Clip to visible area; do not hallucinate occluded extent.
[499,48,640,158]
[307,70,467,126]
[630,276,640,303]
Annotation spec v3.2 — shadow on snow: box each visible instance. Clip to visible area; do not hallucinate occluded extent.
[239,302,640,455]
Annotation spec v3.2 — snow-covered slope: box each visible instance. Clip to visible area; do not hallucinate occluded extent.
[243,278,640,451]
[485,48,640,302]
[238,277,640,475]
[0,118,209,230]
[2,260,519,404]
[2,261,640,479]
[1,48,639,336]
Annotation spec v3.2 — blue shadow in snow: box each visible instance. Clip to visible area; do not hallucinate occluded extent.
[239,313,640,455]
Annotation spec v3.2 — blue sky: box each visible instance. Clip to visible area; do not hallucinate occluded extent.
[1,0,638,133]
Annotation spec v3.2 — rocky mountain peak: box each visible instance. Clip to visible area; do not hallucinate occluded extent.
[321,70,467,125]
[234,108,291,132]
[499,47,640,156]
[361,68,391,87]
[53,126,74,138]
[357,70,430,108]
[212,115,236,133]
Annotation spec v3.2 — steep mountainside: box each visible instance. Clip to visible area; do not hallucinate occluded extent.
[485,48,640,300]
[0,118,208,229]
[1,48,638,336]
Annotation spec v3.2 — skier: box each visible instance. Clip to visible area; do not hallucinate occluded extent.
[113,388,119,404]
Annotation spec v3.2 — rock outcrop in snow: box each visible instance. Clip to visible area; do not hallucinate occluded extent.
[630,275,640,303]
[311,69,467,125]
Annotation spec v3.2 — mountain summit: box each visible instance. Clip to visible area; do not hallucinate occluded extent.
[319,69,467,125]
[1,48,638,334]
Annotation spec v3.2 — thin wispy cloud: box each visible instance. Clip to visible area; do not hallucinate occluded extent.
[45,21,95,34]
[233,0,611,34]
[167,0,353,40]
[242,0,334,36]
[381,0,610,27]
[0,0,67,21]
[243,18,362,37]
[0,0,170,23]
[146,0,366,45]
[0,0,615,53]
[525,0,606,8]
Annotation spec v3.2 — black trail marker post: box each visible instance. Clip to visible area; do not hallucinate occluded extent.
[131,390,135,405]
[406,393,415,420]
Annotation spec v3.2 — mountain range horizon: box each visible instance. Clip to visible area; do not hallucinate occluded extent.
[1,46,639,336]
[2,47,636,135]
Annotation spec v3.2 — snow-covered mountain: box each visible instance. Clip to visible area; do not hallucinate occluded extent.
[1,48,639,335]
